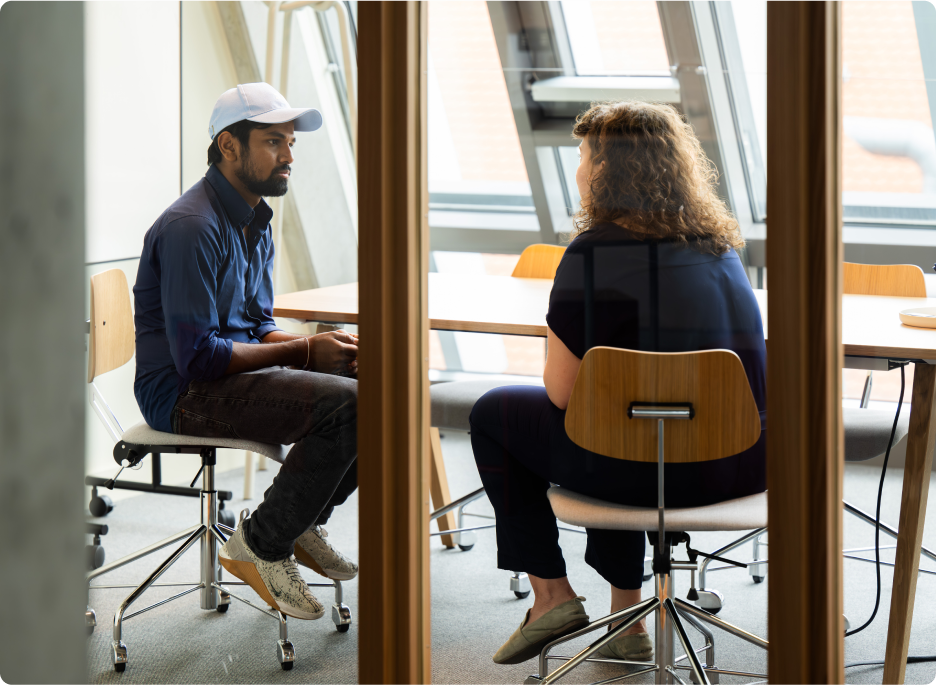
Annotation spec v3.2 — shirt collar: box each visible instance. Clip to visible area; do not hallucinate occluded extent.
[205,164,274,231]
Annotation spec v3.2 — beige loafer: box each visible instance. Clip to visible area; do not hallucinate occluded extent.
[493,596,590,665]
[597,631,653,661]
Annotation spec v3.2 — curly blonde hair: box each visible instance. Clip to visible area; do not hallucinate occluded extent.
[571,101,743,255]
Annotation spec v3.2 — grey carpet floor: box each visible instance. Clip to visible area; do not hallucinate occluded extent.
[85,431,936,684]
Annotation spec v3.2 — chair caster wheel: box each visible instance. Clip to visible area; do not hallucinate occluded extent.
[752,575,765,584]
[454,529,476,552]
[332,603,352,632]
[277,639,295,670]
[87,544,105,570]
[112,640,127,672]
[693,589,724,615]
[90,492,113,517]
[86,608,97,635]
[216,602,229,613]
[218,506,235,528]
[510,572,531,599]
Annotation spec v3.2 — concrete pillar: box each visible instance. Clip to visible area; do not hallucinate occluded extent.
[0,2,87,682]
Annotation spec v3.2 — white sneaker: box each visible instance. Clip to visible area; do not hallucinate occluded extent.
[294,526,359,580]
[219,526,324,620]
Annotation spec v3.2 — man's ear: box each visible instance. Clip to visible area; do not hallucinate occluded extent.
[217,131,240,163]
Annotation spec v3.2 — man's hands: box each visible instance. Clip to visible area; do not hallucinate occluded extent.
[306,330,358,375]
[226,329,359,376]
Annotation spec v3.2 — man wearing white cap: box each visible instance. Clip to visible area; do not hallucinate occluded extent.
[133,83,359,621]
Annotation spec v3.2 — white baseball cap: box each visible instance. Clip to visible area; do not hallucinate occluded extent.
[208,82,323,140]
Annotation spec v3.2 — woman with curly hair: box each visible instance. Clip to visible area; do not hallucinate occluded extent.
[470,101,766,665]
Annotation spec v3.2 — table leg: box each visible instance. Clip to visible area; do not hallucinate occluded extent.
[244,451,255,501]
[429,427,456,549]
[884,363,936,683]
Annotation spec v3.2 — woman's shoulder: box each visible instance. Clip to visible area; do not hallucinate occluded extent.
[564,223,638,251]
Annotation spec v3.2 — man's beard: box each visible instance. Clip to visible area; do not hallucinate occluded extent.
[236,157,290,198]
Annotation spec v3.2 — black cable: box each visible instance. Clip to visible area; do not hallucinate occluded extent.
[845,363,905,638]
[839,365,936,668]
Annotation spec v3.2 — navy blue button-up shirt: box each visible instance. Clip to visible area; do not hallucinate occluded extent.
[133,164,281,432]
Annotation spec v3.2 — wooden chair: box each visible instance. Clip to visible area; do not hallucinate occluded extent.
[85,269,350,673]
[428,243,565,597]
[838,262,936,565]
[843,261,926,298]
[528,347,767,684]
[510,243,565,279]
[844,262,925,405]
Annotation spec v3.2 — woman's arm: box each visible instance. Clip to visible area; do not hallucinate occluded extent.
[543,326,582,410]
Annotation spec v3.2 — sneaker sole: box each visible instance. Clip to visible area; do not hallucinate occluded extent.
[294,543,358,581]
[494,619,590,665]
[219,554,325,620]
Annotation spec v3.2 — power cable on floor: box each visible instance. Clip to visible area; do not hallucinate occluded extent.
[840,364,936,668]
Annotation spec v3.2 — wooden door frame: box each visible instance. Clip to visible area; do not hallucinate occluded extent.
[766,3,844,682]
[357,3,431,682]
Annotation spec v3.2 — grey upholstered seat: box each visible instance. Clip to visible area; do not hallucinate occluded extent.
[843,406,910,462]
[547,487,767,532]
[121,420,289,464]
[430,377,544,431]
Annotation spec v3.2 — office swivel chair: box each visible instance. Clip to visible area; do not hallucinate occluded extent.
[85,269,352,672]
[428,244,566,598]
[527,346,768,684]
[691,262,928,616]
[85,285,236,527]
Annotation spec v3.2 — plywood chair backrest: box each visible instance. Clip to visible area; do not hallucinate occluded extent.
[88,269,135,383]
[565,347,761,463]
[843,262,926,298]
[511,244,566,279]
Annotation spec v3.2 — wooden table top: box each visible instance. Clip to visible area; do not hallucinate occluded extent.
[273,273,936,360]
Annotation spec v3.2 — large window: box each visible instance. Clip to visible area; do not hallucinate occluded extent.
[428,2,539,253]
[721,1,936,230]
[562,1,669,76]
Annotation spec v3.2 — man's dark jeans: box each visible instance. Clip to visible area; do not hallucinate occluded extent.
[170,366,357,561]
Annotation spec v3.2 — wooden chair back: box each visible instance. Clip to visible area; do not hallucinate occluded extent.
[511,244,565,279]
[88,269,135,383]
[565,347,761,463]
[843,262,926,298]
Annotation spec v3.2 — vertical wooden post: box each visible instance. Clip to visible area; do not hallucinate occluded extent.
[357,3,431,683]
[766,3,844,683]
[767,0,845,685]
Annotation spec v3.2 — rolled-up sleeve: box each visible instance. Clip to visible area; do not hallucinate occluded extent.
[155,216,234,383]
[250,236,281,340]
